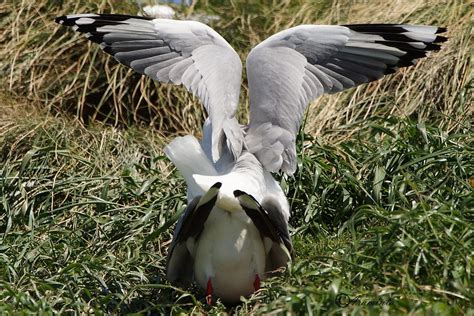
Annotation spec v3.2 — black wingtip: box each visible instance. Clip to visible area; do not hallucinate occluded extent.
[55,16,66,25]
[436,27,447,34]
[233,190,261,207]
[425,43,442,51]
[211,182,222,189]
[384,67,397,75]
[55,15,79,26]
[54,13,153,27]
[434,35,448,43]
[233,190,245,197]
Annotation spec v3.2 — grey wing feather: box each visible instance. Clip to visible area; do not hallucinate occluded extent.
[166,182,221,285]
[246,24,447,174]
[56,14,243,161]
[261,196,293,256]
[165,195,200,285]
[234,190,292,273]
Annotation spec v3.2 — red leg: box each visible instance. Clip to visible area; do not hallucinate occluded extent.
[253,274,260,291]
[206,278,213,305]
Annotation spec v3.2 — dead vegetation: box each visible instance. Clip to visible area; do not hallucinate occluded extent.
[1,0,471,140]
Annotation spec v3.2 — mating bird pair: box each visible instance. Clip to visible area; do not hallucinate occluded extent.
[55,13,446,303]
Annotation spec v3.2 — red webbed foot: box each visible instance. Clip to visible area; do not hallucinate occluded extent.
[253,274,260,291]
[206,278,213,305]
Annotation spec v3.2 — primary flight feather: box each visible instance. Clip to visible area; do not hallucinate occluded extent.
[55,13,446,303]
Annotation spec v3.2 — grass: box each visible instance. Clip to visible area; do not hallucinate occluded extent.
[1,0,473,314]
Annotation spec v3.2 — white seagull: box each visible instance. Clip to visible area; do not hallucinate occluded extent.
[55,13,446,304]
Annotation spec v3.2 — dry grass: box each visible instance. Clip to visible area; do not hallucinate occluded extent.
[0,0,472,314]
[2,0,471,139]
[304,0,473,141]
[1,1,204,135]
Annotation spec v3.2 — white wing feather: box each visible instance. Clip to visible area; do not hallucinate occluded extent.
[56,14,243,161]
[246,24,446,174]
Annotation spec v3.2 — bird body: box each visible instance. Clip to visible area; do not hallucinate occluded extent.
[55,13,446,303]
[193,206,266,303]
[164,134,290,302]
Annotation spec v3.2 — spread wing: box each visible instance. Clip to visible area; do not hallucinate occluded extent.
[55,14,243,161]
[245,24,447,174]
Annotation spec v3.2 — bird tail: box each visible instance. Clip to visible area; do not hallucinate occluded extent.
[164,135,218,199]
[210,118,243,163]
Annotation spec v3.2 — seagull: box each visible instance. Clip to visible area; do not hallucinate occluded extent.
[55,13,446,304]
